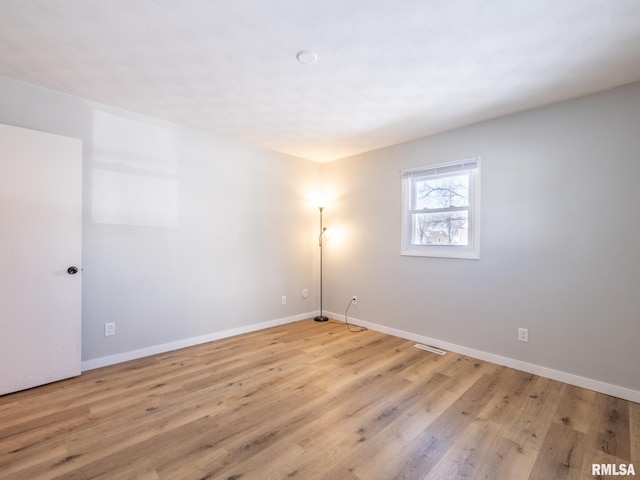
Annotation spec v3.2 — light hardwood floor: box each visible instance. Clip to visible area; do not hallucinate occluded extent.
[1,319,638,479]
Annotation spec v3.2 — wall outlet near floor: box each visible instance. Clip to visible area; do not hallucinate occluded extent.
[281,295,287,305]
[518,327,528,342]
[352,295,358,306]
[105,322,116,337]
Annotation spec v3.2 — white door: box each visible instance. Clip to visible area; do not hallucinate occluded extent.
[0,123,82,396]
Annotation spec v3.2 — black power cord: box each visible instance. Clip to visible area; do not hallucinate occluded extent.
[345,298,367,333]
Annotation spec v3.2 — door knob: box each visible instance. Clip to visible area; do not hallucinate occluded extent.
[67,266,79,275]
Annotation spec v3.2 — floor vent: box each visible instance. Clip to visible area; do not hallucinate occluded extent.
[414,344,446,355]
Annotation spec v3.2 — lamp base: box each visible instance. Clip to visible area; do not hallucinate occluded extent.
[314,315,329,322]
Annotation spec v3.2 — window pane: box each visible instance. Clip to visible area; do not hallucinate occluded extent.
[412,211,469,246]
[414,173,469,210]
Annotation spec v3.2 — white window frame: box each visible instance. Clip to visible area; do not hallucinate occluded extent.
[401,157,480,259]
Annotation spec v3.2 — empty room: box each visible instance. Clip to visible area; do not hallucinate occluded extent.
[1,1,639,479]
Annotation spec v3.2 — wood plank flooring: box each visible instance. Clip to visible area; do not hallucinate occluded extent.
[1,319,638,479]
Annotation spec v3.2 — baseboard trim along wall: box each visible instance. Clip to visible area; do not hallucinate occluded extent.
[81,311,316,371]
[327,311,640,404]
[83,310,639,404]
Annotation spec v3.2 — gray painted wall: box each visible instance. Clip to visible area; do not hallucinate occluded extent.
[0,77,320,363]
[322,82,640,392]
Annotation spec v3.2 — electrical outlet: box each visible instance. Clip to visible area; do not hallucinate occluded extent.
[281,295,287,305]
[105,322,115,337]
[518,328,528,342]
[352,295,358,306]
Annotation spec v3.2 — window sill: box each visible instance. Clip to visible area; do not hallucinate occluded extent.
[401,246,480,260]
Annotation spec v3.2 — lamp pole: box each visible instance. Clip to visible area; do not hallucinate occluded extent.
[314,206,328,322]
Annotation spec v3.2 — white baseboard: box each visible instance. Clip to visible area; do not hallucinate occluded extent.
[81,311,314,371]
[82,309,639,403]
[327,311,640,404]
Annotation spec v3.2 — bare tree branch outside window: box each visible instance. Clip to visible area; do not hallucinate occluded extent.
[402,158,480,259]
[413,174,469,245]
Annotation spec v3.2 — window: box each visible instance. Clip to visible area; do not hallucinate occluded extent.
[401,158,480,259]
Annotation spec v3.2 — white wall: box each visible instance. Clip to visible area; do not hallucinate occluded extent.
[322,82,640,396]
[0,77,320,365]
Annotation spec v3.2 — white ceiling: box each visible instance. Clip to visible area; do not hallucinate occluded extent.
[1,0,640,162]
